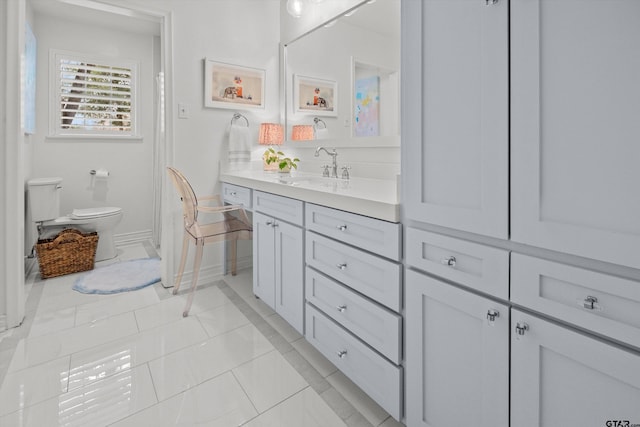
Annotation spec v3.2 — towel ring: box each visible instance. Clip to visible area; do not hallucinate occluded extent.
[313,117,327,129]
[231,113,249,127]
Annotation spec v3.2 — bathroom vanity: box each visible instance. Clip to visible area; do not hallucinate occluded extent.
[220,170,403,420]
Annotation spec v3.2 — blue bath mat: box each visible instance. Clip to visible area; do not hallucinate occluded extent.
[73,258,161,294]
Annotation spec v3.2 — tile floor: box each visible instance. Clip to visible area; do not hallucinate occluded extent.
[0,242,404,426]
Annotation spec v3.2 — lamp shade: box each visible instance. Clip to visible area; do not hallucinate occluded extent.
[258,123,284,145]
[291,125,314,141]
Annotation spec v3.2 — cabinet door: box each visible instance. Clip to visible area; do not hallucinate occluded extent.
[253,212,275,307]
[511,310,640,427]
[274,220,304,334]
[402,0,508,238]
[405,269,509,427]
[511,0,640,268]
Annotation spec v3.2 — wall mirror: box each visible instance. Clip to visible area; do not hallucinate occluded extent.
[283,0,400,147]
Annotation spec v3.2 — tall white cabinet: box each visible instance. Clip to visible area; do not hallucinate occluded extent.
[510,0,640,269]
[402,0,508,239]
[403,1,640,426]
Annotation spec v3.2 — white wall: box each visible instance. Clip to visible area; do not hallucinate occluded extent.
[28,12,157,251]
[2,0,27,329]
[0,0,8,319]
[102,0,281,283]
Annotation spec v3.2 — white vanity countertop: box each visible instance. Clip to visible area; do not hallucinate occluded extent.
[220,170,400,223]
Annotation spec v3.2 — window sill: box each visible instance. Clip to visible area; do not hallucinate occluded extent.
[46,134,144,142]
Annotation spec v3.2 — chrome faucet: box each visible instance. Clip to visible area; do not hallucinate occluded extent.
[315,147,338,178]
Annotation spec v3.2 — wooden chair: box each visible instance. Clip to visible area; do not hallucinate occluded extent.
[166,167,252,317]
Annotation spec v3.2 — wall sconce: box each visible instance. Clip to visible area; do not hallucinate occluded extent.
[258,123,284,146]
[291,125,315,141]
[259,123,284,171]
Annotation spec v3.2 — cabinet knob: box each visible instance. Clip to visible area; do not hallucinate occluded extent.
[441,256,456,267]
[337,225,348,231]
[583,295,598,310]
[515,322,529,336]
[230,191,237,196]
[265,220,273,226]
[485,0,498,5]
[336,304,347,313]
[336,263,348,270]
[486,309,500,322]
[336,350,348,359]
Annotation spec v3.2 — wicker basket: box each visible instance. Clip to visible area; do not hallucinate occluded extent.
[36,229,99,279]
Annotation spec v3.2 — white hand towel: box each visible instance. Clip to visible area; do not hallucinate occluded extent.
[315,127,329,140]
[228,123,251,163]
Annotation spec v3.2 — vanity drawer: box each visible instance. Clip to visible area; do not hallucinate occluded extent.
[222,183,252,209]
[406,228,509,300]
[512,253,640,349]
[305,303,403,420]
[306,203,401,261]
[253,190,304,226]
[306,267,402,364]
[306,231,402,312]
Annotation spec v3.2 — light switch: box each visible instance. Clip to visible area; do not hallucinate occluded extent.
[178,103,190,119]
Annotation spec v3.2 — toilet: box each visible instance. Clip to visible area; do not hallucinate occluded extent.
[27,177,123,261]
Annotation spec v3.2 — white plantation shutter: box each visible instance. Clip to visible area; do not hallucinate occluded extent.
[52,51,138,136]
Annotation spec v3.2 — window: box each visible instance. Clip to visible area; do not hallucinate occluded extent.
[50,50,138,137]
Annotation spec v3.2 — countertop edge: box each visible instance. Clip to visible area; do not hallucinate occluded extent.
[221,173,400,223]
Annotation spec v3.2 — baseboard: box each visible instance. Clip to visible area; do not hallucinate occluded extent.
[225,255,252,274]
[162,255,252,290]
[114,230,153,247]
[24,256,37,277]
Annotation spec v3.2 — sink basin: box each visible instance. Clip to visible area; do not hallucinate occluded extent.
[274,176,328,186]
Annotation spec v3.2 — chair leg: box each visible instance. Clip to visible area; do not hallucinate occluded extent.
[183,239,204,317]
[173,234,190,295]
[230,237,238,276]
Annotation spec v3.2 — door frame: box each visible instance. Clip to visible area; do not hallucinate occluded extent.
[1,0,175,329]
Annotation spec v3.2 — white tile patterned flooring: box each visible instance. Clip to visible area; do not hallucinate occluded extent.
[0,242,405,426]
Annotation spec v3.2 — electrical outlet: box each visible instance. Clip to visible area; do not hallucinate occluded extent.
[178,103,190,119]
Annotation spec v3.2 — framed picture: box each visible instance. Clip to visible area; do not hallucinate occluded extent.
[204,59,265,109]
[354,75,380,137]
[293,74,337,117]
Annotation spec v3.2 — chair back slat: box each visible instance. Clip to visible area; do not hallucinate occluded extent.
[167,167,198,229]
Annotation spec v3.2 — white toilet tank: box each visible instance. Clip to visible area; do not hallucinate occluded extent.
[27,177,63,222]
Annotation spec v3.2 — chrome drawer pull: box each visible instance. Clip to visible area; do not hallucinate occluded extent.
[515,322,529,336]
[583,296,598,310]
[337,225,348,231]
[337,350,348,359]
[441,256,456,267]
[230,191,237,196]
[265,220,273,226]
[485,0,498,5]
[337,263,348,270]
[336,305,347,313]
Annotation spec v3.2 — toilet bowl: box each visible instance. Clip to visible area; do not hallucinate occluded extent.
[27,177,124,262]
[40,207,123,261]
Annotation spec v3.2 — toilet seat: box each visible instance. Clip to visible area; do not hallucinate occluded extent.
[70,207,122,219]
